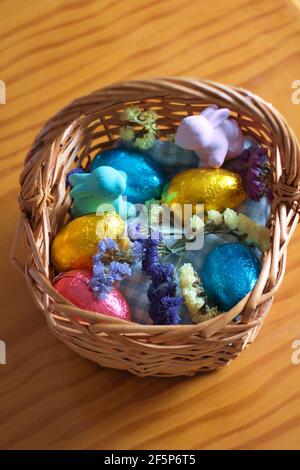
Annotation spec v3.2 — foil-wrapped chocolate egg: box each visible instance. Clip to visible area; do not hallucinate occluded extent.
[51,213,127,272]
[53,270,131,321]
[201,243,261,311]
[90,149,166,203]
[161,168,246,212]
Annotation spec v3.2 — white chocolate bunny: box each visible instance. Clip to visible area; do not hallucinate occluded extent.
[175,105,244,168]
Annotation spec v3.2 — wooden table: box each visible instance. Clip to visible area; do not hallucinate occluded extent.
[1,0,300,450]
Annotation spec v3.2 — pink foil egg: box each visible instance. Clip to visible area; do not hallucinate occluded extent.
[53,269,131,322]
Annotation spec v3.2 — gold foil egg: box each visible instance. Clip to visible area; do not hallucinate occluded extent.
[51,213,127,272]
[161,168,246,213]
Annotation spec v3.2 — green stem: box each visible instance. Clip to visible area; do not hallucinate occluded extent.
[158,224,258,259]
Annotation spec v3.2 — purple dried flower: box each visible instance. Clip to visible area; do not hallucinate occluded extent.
[66,167,84,185]
[223,151,248,178]
[141,242,160,276]
[224,145,273,202]
[160,297,182,324]
[127,224,150,265]
[141,246,182,325]
[109,261,132,281]
[128,223,146,241]
[90,260,114,300]
[97,238,118,258]
[137,231,181,324]
[148,291,182,325]
[132,240,144,261]
[135,232,161,276]
[148,282,176,301]
[92,261,105,277]
[90,238,132,300]
[150,263,175,288]
[246,145,273,202]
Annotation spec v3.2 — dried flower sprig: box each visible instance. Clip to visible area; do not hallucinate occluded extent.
[179,263,219,323]
[120,105,159,150]
[120,126,135,142]
[224,145,273,202]
[136,231,182,325]
[206,210,223,226]
[160,209,270,257]
[218,208,270,252]
[90,238,137,300]
[147,263,182,325]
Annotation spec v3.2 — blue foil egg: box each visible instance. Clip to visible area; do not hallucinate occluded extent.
[90,149,166,204]
[201,243,261,311]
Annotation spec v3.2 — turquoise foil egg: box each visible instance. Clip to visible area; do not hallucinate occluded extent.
[90,149,166,204]
[201,243,261,311]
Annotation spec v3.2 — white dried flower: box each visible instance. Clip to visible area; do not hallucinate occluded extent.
[191,214,205,232]
[207,210,223,225]
[223,208,239,230]
[120,126,134,142]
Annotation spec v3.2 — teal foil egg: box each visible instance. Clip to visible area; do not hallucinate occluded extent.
[201,243,261,311]
[90,149,166,204]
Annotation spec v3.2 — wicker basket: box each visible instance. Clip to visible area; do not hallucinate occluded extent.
[12,78,300,377]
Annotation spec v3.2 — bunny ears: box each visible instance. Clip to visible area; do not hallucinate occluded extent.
[201,105,230,128]
[175,105,244,168]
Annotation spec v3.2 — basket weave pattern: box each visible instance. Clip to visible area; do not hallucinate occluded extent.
[12,78,300,377]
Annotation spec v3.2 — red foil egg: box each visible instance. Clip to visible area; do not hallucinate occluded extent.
[53,269,131,322]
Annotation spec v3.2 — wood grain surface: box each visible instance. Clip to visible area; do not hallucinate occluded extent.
[1,0,300,450]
